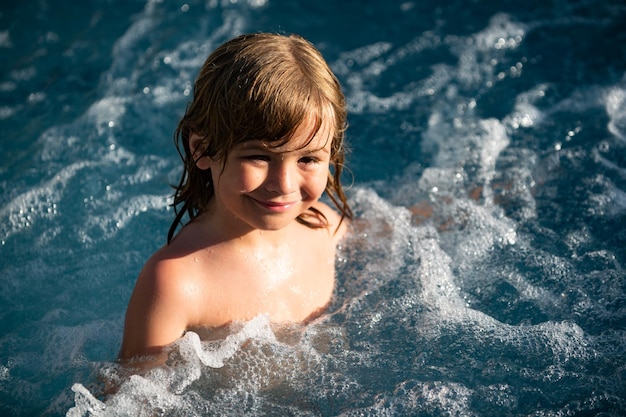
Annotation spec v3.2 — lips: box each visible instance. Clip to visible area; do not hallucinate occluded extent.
[248,197,299,213]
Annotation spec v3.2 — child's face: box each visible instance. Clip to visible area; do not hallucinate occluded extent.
[205,116,333,232]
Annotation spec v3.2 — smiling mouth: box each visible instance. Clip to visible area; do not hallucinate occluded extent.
[249,197,299,213]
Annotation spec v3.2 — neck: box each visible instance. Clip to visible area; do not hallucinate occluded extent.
[199,204,294,247]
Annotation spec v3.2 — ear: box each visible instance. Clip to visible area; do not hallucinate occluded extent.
[189,133,212,170]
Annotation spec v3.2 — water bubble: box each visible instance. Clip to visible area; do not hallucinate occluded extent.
[28,92,46,103]
[0,30,12,48]
[597,141,609,152]
[400,2,414,12]
[0,106,16,119]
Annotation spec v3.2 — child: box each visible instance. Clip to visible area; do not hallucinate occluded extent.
[118,33,352,364]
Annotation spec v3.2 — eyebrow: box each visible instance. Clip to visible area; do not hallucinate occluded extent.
[238,140,330,154]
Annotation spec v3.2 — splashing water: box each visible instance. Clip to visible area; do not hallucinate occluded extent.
[1,0,625,415]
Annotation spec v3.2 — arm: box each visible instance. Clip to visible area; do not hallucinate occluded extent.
[118,256,194,365]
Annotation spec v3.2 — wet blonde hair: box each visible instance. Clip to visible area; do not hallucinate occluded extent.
[168,33,352,242]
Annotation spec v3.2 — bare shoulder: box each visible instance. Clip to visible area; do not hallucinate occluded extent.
[138,239,209,321]
[119,240,207,360]
[139,246,201,299]
[311,200,350,243]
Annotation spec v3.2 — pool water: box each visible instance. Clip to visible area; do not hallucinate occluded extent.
[1,0,625,415]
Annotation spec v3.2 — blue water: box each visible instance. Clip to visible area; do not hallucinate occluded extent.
[1,0,625,415]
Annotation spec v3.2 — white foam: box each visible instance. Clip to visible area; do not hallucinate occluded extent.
[51,4,623,415]
[67,384,106,417]
[86,97,129,136]
[606,86,626,141]
[335,41,393,72]
[334,31,446,115]
[176,315,277,369]
[79,193,170,244]
[347,186,593,368]
[338,13,527,118]
[451,13,525,89]
[70,372,197,417]
[66,181,599,415]
[339,380,473,416]
[504,83,548,129]
[0,30,12,48]
[66,316,281,415]
[0,161,89,242]
[0,105,17,120]
[346,187,415,290]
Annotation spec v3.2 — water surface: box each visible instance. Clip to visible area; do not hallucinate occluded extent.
[1,0,625,415]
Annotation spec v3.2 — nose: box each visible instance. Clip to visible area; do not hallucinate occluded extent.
[266,160,296,194]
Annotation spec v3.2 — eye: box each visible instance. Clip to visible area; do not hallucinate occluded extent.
[298,156,319,165]
[243,154,271,162]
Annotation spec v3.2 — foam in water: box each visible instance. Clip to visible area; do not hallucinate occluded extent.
[606,84,626,142]
[63,6,622,414]
[0,161,85,243]
[1,1,624,415]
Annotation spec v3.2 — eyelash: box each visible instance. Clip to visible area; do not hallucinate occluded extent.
[242,155,320,164]
[299,156,319,164]
[244,155,270,162]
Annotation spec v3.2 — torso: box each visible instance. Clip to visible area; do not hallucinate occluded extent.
[155,202,345,330]
[119,202,347,362]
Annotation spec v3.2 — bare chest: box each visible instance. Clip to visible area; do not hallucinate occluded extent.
[195,241,336,325]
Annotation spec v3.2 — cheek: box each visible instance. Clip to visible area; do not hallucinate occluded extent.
[234,165,265,192]
[305,168,330,197]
